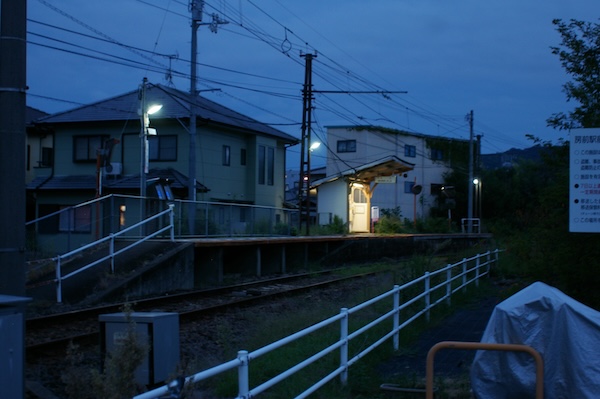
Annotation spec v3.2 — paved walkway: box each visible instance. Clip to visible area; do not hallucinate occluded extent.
[379,285,501,381]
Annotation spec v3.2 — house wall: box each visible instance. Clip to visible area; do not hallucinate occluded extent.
[44,120,288,209]
[325,127,462,220]
[316,179,348,225]
[26,133,53,183]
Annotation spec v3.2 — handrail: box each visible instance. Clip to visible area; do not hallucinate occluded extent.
[425,341,544,399]
[134,249,503,399]
[55,204,175,303]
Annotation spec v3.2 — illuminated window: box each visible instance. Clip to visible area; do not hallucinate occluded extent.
[119,205,126,227]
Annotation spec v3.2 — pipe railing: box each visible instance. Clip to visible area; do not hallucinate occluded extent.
[134,249,502,399]
[426,341,543,399]
[54,204,175,303]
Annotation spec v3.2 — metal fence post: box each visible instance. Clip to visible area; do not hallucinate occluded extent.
[486,250,491,275]
[446,265,452,306]
[475,256,480,287]
[237,350,249,398]
[109,233,115,273]
[425,272,431,322]
[393,285,400,350]
[169,204,175,241]
[462,259,467,293]
[56,256,62,303]
[340,307,349,386]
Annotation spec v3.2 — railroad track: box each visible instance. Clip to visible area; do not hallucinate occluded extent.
[26,270,380,359]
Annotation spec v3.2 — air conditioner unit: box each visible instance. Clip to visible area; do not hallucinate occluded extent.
[104,162,122,176]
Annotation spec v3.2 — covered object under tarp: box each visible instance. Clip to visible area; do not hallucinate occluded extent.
[471,281,600,398]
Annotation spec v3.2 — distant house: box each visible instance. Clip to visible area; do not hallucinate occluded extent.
[25,106,51,184]
[314,126,469,232]
[26,83,298,242]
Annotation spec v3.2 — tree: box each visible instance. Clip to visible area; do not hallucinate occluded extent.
[547,18,600,130]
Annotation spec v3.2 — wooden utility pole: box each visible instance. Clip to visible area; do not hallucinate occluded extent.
[0,0,27,295]
[298,53,316,235]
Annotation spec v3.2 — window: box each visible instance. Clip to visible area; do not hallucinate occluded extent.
[258,145,275,186]
[222,145,231,166]
[40,147,53,167]
[337,140,356,153]
[431,148,444,161]
[404,181,415,194]
[404,145,416,157]
[240,148,247,166]
[258,145,265,185]
[59,205,91,233]
[148,135,177,161]
[74,135,108,162]
[267,147,274,185]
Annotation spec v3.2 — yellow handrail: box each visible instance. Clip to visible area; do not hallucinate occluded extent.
[425,341,543,399]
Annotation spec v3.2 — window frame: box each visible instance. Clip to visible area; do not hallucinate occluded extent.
[404,144,416,158]
[222,145,231,166]
[73,135,108,162]
[431,148,444,161]
[337,139,357,153]
[258,145,275,186]
[148,135,177,162]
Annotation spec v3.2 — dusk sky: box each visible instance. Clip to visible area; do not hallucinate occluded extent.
[26,0,598,168]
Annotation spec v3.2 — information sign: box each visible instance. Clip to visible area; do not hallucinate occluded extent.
[570,128,600,232]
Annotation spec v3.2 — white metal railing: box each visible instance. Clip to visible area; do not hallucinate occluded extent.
[134,249,502,399]
[54,204,175,303]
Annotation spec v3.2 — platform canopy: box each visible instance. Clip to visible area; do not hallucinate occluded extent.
[312,155,414,187]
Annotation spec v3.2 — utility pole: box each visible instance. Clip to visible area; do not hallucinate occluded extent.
[188,0,201,235]
[188,0,227,235]
[0,0,27,296]
[466,110,474,233]
[298,53,316,235]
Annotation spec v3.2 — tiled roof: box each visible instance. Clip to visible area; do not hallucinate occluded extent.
[26,106,48,124]
[26,168,209,193]
[35,84,298,143]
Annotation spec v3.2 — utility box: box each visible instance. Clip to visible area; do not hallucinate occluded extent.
[99,312,179,386]
[0,295,31,399]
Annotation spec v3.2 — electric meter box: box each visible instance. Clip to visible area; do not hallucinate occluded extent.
[99,312,179,386]
[0,295,30,399]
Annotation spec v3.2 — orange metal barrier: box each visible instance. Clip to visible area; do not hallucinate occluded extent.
[425,341,544,399]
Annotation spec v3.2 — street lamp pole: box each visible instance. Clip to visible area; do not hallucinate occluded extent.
[140,77,149,198]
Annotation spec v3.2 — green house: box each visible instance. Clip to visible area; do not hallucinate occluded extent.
[26,83,298,253]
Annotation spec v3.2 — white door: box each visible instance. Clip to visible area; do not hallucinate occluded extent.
[350,186,370,232]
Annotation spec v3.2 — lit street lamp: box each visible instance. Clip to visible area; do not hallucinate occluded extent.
[473,178,482,221]
[139,77,162,198]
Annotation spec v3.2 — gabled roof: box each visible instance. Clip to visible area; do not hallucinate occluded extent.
[35,84,298,143]
[26,106,48,124]
[312,155,415,187]
[26,168,209,193]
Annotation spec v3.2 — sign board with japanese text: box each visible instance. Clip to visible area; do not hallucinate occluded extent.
[570,128,600,232]
[374,176,396,184]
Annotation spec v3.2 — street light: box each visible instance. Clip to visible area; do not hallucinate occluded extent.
[473,178,482,220]
[139,78,162,198]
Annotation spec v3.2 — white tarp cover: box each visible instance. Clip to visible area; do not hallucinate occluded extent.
[471,281,600,398]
